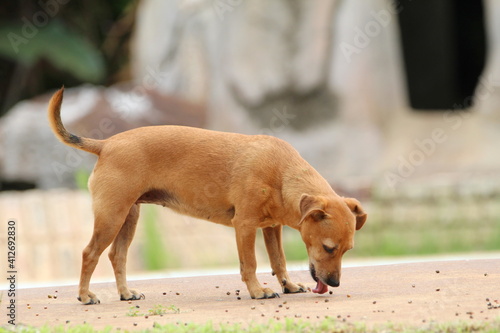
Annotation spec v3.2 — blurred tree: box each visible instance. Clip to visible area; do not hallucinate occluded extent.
[0,0,137,116]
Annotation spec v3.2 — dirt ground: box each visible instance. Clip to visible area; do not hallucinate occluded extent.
[9,259,500,330]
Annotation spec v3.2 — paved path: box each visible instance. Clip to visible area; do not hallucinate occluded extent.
[8,259,500,330]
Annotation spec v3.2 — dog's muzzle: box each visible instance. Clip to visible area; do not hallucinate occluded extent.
[309,263,339,294]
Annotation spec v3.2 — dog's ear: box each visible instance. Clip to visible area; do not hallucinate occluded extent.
[299,194,329,224]
[343,197,367,230]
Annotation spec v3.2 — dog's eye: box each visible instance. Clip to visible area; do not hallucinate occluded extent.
[323,245,336,254]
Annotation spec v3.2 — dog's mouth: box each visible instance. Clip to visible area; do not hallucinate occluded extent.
[309,263,329,294]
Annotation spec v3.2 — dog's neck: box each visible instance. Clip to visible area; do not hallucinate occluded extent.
[281,164,336,230]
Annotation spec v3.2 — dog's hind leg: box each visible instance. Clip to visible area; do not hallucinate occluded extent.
[108,204,144,301]
[78,200,135,305]
[263,225,307,294]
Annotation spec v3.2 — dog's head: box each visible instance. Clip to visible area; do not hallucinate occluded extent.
[298,194,367,294]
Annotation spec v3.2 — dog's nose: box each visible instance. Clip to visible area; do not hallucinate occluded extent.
[326,276,340,287]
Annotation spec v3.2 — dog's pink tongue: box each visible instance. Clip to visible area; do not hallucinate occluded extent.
[312,279,329,294]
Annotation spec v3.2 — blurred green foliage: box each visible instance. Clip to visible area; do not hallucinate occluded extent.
[282,198,500,260]
[142,205,178,270]
[0,20,105,82]
[0,1,136,116]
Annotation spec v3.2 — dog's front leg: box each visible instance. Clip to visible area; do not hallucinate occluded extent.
[263,225,307,294]
[234,223,279,299]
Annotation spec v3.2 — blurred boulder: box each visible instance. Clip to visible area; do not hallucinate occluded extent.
[131,0,500,193]
[0,83,205,189]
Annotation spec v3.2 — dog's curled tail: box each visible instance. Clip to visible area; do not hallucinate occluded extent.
[48,87,103,155]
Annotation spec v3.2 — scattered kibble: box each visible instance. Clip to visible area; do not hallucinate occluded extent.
[436,289,441,292]
[436,270,440,274]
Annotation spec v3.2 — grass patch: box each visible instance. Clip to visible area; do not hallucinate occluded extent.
[142,206,175,270]
[74,169,90,191]
[246,214,500,261]
[3,318,499,333]
[126,304,180,317]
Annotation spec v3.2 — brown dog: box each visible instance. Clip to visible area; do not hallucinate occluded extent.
[48,87,367,304]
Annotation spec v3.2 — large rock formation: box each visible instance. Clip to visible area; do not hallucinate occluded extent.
[130,0,500,194]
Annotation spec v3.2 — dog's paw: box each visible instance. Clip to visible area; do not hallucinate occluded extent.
[251,288,280,299]
[120,289,145,301]
[77,294,100,305]
[283,282,308,294]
